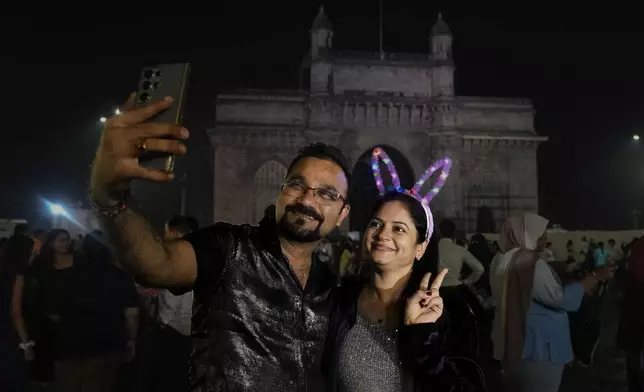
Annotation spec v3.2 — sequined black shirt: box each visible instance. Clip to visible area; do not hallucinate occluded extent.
[182,217,334,392]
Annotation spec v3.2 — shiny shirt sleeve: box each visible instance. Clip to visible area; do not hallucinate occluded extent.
[176,223,235,295]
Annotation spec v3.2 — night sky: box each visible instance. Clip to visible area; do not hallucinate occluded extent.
[4,4,644,230]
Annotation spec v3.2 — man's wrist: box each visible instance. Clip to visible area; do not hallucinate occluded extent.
[89,187,128,207]
[89,188,131,219]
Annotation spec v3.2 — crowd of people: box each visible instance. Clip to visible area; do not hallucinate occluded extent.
[0,217,201,392]
[2,94,643,392]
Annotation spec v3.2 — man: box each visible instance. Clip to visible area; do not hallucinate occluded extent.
[619,237,644,392]
[437,219,485,358]
[606,238,623,264]
[89,96,351,391]
[150,215,199,391]
[438,220,484,288]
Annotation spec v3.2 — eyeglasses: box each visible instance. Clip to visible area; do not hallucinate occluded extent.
[281,180,345,205]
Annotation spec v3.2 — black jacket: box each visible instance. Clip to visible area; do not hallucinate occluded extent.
[321,280,480,392]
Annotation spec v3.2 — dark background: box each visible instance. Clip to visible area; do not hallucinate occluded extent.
[3,3,644,230]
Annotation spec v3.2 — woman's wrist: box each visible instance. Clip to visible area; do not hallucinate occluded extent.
[18,340,35,350]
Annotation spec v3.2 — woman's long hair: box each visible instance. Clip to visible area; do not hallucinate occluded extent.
[34,229,71,267]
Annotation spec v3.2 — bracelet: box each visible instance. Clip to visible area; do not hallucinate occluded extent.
[19,341,35,350]
[89,190,130,219]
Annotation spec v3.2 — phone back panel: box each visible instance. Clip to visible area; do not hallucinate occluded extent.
[130,63,191,232]
[134,63,191,172]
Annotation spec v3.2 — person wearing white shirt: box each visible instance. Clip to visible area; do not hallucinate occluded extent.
[606,238,623,263]
[437,220,485,288]
[150,216,198,391]
[437,220,486,358]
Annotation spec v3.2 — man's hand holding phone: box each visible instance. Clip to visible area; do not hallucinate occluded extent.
[90,95,189,207]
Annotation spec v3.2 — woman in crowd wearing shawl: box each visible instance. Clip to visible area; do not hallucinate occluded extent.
[489,213,614,392]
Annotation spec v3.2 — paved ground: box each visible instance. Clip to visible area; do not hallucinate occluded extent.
[560,288,628,392]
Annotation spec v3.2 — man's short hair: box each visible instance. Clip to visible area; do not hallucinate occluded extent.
[439,219,456,239]
[287,143,352,200]
[13,223,29,235]
[167,216,199,236]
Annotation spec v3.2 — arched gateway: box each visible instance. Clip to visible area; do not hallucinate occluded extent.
[208,10,545,231]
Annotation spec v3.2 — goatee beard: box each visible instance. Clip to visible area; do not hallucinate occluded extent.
[277,215,323,243]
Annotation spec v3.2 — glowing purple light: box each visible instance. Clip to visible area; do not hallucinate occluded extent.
[413,157,452,204]
[369,147,453,240]
[371,147,401,195]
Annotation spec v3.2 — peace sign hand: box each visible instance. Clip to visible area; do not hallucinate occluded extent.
[404,268,448,325]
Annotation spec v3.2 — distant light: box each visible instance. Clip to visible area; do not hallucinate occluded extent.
[49,203,66,216]
[115,108,121,115]
[100,117,107,123]
[634,134,640,141]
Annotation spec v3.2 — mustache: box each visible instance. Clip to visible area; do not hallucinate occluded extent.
[285,204,323,221]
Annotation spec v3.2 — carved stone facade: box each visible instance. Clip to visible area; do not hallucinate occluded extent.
[209,9,546,232]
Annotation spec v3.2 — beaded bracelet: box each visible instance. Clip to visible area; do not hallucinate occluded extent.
[89,190,130,219]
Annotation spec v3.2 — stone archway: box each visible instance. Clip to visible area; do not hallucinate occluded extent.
[253,160,287,223]
[348,145,415,233]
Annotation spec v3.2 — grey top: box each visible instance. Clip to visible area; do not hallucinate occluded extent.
[338,311,414,392]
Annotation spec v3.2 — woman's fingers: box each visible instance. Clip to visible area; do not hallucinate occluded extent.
[419,272,432,291]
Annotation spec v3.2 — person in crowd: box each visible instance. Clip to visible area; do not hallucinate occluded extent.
[490,214,614,392]
[80,231,140,392]
[148,215,199,392]
[32,229,47,255]
[13,223,29,236]
[91,98,351,392]
[337,238,355,282]
[467,233,493,294]
[323,191,477,392]
[437,220,486,359]
[594,241,608,268]
[12,231,76,390]
[438,220,484,289]
[2,234,37,391]
[542,242,555,262]
[618,236,644,392]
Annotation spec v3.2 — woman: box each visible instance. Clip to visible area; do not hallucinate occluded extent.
[323,191,474,392]
[489,214,613,392]
[12,229,82,389]
[3,234,38,390]
[11,232,57,388]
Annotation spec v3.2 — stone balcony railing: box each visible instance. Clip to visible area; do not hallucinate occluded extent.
[337,97,455,128]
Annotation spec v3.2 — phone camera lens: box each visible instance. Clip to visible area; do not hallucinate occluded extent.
[138,92,150,103]
[154,70,162,77]
[143,69,153,79]
[153,82,160,90]
[142,81,152,90]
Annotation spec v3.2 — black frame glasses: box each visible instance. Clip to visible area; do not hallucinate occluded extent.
[281,179,346,205]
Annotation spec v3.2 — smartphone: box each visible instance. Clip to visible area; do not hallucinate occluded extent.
[134,63,191,173]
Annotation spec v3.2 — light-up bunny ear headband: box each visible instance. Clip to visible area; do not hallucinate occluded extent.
[371,147,452,240]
